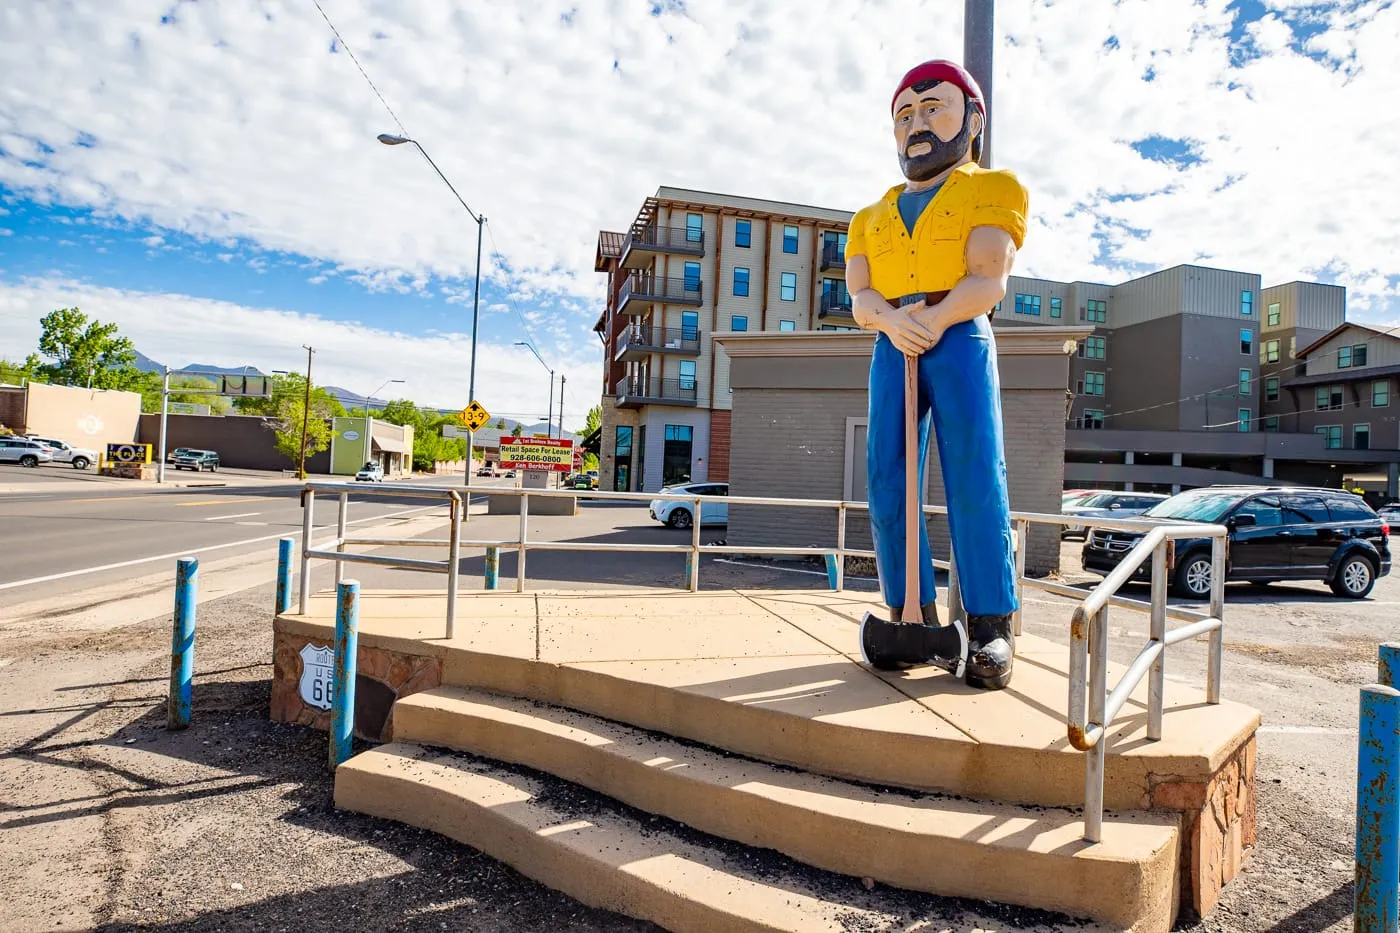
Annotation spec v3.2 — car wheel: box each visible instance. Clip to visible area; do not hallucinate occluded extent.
[20,455,38,468]
[1172,552,1213,600]
[668,508,693,530]
[1330,554,1375,599]
[72,457,90,470]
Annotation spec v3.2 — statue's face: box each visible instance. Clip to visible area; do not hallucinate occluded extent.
[893,81,977,182]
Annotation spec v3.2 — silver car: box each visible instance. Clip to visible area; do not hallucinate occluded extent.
[0,437,55,468]
[1061,491,1169,540]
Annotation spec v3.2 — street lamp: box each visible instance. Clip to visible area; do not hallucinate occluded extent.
[514,341,555,439]
[378,132,484,494]
[361,378,405,469]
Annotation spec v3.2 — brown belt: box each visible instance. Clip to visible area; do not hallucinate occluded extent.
[895,289,951,308]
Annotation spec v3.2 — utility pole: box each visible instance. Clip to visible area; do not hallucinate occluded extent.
[964,0,995,167]
[157,367,171,484]
[558,375,567,441]
[547,372,555,439]
[298,345,314,480]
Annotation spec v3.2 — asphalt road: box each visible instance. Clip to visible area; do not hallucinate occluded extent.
[0,473,513,604]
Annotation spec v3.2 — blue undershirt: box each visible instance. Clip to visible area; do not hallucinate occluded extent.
[897,182,944,236]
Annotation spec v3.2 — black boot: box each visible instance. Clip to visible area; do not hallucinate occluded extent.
[965,614,1015,690]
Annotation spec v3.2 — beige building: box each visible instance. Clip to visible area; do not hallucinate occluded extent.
[0,381,142,451]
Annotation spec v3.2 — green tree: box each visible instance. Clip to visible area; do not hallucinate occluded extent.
[268,392,338,476]
[376,398,468,472]
[30,307,145,390]
[234,373,344,419]
[512,423,523,438]
[0,357,43,386]
[581,404,601,471]
[137,373,230,415]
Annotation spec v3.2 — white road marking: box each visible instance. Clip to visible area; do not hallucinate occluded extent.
[0,504,439,593]
[1258,725,1355,735]
[234,521,269,527]
[203,512,261,521]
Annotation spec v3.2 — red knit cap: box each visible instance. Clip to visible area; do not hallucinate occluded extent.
[891,60,985,117]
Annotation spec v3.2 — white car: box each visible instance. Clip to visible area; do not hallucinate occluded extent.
[1061,491,1169,539]
[356,462,385,482]
[26,435,97,470]
[0,437,55,467]
[650,482,729,530]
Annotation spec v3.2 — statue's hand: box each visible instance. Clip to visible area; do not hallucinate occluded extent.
[909,304,948,352]
[876,307,938,357]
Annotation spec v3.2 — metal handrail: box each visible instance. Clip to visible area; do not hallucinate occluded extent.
[294,481,1228,843]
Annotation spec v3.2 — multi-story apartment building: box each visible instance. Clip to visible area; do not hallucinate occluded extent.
[593,188,855,492]
[594,187,1400,498]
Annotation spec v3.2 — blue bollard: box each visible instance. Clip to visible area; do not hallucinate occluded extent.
[1381,642,1398,689]
[167,557,198,730]
[824,553,839,591]
[684,552,693,588]
[275,537,294,614]
[330,579,360,771]
[1355,682,1399,932]
[484,546,499,591]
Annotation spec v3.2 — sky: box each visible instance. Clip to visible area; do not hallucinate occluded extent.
[1,0,1397,429]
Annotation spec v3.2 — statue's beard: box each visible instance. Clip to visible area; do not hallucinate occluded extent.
[898,118,973,182]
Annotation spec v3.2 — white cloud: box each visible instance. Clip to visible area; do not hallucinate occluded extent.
[0,276,597,429]
[0,0,1396,340]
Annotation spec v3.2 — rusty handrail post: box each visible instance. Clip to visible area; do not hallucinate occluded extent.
[517,492,529,593]
[688,496,702,592]
[1012,518,1028,637]
[335,492,349,584]
[299,487,315,615]
[445,492,461,639]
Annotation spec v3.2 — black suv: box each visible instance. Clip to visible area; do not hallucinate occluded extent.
[1082,485,1391,599]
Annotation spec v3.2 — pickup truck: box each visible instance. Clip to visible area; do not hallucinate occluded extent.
[26,435,97,470]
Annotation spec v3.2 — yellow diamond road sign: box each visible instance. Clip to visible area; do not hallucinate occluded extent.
[458,400,491,432]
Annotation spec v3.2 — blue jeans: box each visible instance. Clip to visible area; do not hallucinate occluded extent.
[866,314,1018,616]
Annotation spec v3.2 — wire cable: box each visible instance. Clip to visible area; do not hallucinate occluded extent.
[309,0,409,137]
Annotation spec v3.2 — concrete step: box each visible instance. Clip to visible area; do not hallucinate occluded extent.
[385,685,1181,932]
[336,743,1123,933]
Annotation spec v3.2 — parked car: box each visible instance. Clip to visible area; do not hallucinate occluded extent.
[166,447,194,464]
[1378,502,1400,525]
[1061,491,1169,539]
[476,466,494,477]
[173,449,220,472]
[356,461,385,482]
[1082,485,1391,599]
[650,482,729,530]
[25,435,97,470]
[568,472,592,491]
[0,436,55,468]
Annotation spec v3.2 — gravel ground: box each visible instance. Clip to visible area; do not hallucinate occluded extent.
[0,530,1386,932]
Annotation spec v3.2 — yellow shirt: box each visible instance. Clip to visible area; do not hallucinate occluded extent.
[844,162,1029,300]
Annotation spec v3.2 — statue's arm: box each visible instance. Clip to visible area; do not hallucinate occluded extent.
[912,225,1017,340]
[847,251,935,357]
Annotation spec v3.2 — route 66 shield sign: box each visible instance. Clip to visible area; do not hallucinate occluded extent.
[299,643,334,711]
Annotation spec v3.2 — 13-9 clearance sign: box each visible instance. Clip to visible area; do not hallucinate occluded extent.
[499,437,574,472]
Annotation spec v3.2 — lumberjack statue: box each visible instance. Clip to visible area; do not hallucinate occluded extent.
[846,60,1027,690]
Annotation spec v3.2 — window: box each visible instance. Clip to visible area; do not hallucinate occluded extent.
[1289,336,1296,359]
[680,310,698,341]
[1355,424,1371,450]
[1238,369,1251,395]
[1050,297,1063,319]
[1339,345,1353,368]
[779,320,796,332]
[613,426,633,492]
[1079,336,1105,360]
[1267,301,1281,326]
[1240,329,1253,355]
[1085,299,1107,323]
[1316,425,1343,449]
[1014,293,1041,316]
[1354,344,1368,367]
[1084,372,1105,396]
[1081,410,1105,429]
[1315,384,1344,411]
[677,360,697,390]
[685,213,703,243]
[1281,494,1330,523]
[662,424,693,486]
[1235,497,1282,526]
[683,261,701,293]
[782,224,798,254]
[780,271,797,301]
[1328,495,1375,521]
[734,220,751,248]
[822,230,846,255]
[1238,408,1251,432]
[1374,380,1390,407]
[1263,415,1280,432]
[733,266,750,297]
[1265,377,1280,401]
[1264,339,1279,363]
[731,314,748,332]
[1240,289,1253,316]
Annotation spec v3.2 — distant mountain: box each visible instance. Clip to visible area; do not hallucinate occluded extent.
[130,350,265,379]
[132,350,164,374]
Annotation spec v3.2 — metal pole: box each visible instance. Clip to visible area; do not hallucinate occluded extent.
[484,546,499,590]
[548,371,555,439]
[1012,518,1028,636]
[517,492,529,592]
[835,503,847,591]
[330,579,360,770]
[689,496,702,592]
[166,557,197,730]
[963,0,995,168]
[299,489,315,615]
[464,214,483,495]
[1148,538,1168,741]
[1355,683,1399,932]
[275,537,294,614]
[559,374,567,440]
[1207,533,1226,703]
[446,493,461,639]
[157,367,170,484]
[335,492,348,584]
[1085,605,1109,843]
[298,345,313,481]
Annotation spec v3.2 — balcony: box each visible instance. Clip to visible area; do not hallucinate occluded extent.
[620,224,706,270]
[617,273,704,316]
[616,377,699,408]
[818,290,854,320]
[819,241,846,272]
[615,324,701,363]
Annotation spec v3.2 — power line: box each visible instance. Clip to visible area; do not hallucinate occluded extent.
[309,0,408,137]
